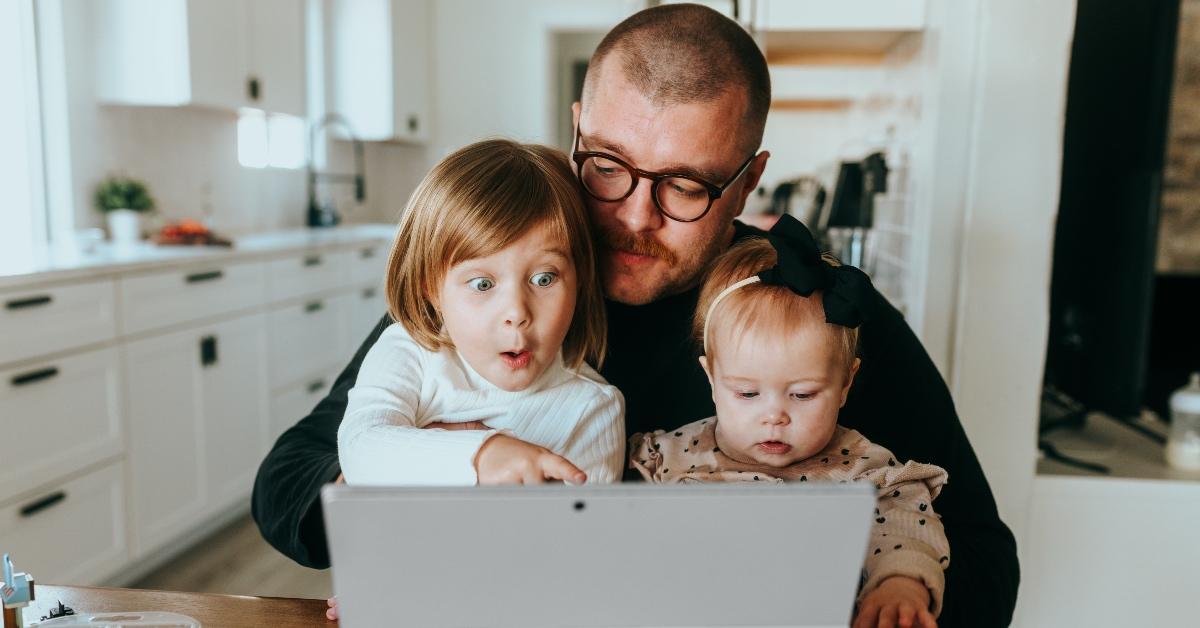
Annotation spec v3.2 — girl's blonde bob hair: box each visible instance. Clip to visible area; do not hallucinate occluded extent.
[385,139,606,370]
[694,237,859,371]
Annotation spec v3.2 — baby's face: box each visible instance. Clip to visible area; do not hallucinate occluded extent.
[702,323,858,468]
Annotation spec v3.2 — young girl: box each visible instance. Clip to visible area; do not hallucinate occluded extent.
[337,139,625,487]
[629,216,949,628]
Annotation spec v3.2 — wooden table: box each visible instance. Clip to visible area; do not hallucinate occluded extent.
[23,585,334,627]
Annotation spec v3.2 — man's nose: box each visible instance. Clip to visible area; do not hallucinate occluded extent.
[613,178,663,233]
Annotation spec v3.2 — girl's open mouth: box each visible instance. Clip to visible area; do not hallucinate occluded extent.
[500,350,531,369]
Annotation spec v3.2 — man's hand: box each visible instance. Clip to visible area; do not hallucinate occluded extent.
[853,576,937,628]
[475,434,587,485]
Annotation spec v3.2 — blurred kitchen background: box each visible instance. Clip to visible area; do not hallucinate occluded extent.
[1,1,1197,626]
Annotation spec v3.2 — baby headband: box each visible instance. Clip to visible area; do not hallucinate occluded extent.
[701,214,871,354]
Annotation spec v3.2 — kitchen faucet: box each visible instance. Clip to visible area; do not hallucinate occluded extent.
[306,112,365,227]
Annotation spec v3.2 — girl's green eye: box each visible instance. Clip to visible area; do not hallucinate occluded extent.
[468,277,495,292]
[530,272,557,288]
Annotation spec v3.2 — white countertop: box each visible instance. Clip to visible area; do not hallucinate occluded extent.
[0,224,397,291]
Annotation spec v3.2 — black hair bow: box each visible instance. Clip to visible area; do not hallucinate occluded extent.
[756,214,871,329]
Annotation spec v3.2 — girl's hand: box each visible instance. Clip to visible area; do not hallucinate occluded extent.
[852,576,937,628]
[326,595,339,621]
[475,434,587,485]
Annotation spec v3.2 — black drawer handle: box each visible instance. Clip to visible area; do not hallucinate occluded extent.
[303,255,322,267]
[305,301,324,313]
[307,379,327,394]
[185,270,224,284]
[5,295,53,310]
[20,491,67,517]
[11,367,60,387]
[360,248,375,259]
[362,288,377,299]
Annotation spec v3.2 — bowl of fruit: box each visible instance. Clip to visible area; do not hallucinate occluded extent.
[154,220,232,247]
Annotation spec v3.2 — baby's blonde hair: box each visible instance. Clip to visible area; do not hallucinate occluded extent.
[694,238,859,372]
[385,139,606,369]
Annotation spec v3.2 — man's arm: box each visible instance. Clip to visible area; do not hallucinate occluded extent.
[251,314,391,569]
[843,293,1019,628]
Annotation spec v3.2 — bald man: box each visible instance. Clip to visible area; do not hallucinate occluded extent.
[253,5,1018,626]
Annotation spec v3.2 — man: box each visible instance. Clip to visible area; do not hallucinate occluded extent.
[253,5,1018,626]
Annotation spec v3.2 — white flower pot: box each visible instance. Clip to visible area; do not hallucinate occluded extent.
[106,209,141,246]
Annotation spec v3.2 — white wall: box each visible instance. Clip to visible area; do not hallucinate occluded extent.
[944,0,1076,567]
[428,0,643,160]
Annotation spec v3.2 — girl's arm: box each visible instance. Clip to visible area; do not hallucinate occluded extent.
[559,385,626,484]
[848,434,951,617]
[337,324,503,486]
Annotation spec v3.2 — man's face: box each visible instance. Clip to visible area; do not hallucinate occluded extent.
[573,67,769,305]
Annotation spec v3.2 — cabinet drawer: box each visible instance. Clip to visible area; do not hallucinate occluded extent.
[268,293,351,389]
[0,347,124,504]
[119,261,265,335]
[270,370,339,442]
[0,462,127,585]
[350,284,388,341]
[0,279,117,365]
[267,250,352,303]
[350,242,387,287]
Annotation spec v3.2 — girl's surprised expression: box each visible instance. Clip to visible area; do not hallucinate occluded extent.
[701,321,859,468]
[439,223,577,392]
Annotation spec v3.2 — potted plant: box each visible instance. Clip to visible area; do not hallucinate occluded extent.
[94,176,155,246]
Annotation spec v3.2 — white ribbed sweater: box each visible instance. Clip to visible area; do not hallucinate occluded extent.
[338,323,625,486]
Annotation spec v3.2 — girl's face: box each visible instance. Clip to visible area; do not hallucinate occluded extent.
[700,321,859,468]
[438,222,577,392]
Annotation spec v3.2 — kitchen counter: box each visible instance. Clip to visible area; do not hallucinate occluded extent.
[0,224,396,291]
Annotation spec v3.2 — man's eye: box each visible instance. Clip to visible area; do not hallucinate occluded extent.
[736,391,759,399]
[467,277,495,292]
[530,272,557,287]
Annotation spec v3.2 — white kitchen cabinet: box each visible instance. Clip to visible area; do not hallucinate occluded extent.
[0,348,124,505]
[329,0,431,142]
[123,312,269,558]
[268,292,353,390]
[119,261,265,337]
[267,249,353,303]
[0,279,116,366]
[350,284,388,341]
[0,462,128,586]
[249,0,308,117]
[91,0,306,115]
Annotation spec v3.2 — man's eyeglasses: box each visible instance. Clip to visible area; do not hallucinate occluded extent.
[571,123,757,223]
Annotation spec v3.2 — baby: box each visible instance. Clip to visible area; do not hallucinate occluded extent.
[629,216,950,628]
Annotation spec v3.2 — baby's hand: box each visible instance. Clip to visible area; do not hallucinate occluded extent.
[475,434,587,485]
[326,595,339,621]
[852,576,936,628]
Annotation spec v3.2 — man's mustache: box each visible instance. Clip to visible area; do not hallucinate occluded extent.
[597,227,678,265]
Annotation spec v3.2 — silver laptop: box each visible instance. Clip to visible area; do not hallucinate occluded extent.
[322,483,875,628]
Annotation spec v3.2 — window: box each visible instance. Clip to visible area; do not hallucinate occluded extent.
[0,0,47,263]
[238,109,307,170]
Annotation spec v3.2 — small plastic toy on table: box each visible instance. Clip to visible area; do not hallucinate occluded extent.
[2,553,35,628]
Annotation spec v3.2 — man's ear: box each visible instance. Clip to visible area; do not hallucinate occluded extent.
[572,101,581,129]
[839,357,862,408]
[732,151,771,218]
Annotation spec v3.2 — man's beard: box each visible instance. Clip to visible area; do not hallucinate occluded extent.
[595,225,723,305]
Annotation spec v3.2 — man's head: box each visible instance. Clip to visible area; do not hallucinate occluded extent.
[573,3,772,305]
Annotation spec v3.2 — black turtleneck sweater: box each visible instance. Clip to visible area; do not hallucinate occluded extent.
[252,221,1018,626]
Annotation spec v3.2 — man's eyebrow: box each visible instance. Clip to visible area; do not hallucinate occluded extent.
[581,132,726,183]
